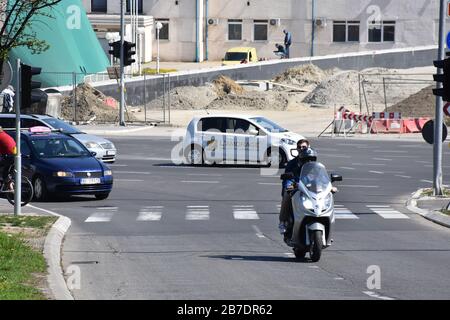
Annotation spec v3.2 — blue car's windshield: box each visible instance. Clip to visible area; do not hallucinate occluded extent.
[41,118,82,134]
[30,137,90,158]
[250,117,289,133]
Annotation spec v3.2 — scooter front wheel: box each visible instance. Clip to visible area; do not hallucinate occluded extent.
[293,248,306,260]
[310,230,323,262]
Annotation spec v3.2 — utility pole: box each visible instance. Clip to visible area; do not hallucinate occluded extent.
[120,0,125,126]
[14,59,21,215]
[434,0,445,195]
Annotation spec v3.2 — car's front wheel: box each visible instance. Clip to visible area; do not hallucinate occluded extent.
[33,176,48,201]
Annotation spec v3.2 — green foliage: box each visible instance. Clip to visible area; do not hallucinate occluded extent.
[0,0,62,60]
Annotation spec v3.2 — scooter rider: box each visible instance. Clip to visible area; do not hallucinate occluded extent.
[278,141,337,236]
[278,139,311,235]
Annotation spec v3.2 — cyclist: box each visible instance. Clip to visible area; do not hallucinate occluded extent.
[0,127,17,186]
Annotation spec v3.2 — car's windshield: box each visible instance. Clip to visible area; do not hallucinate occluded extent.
[224,52,248,61]
[300,162,331,194]
[250,117,288,133]
[30,137,91,158]
[41,118,81,134]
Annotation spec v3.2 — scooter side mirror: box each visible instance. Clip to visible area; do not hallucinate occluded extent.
[331,173,343,182]
[280,172,295,180]
[290,148,299,157]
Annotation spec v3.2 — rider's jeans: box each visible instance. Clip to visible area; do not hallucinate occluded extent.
[279,192,293,224]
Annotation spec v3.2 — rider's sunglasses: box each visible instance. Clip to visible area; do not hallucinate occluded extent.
[298,145,308,150]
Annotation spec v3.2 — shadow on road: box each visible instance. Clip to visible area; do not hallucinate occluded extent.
[203,254,311,263]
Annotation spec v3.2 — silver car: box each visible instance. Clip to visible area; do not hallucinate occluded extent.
[0,114,117,163]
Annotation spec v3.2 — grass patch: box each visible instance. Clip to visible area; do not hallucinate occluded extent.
[138,68,177,76]
[0,215,57,300]
[442,210,450,216]
[422,188,450,197]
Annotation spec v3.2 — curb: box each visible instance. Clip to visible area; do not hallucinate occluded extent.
[406,189,450,228]
[28,205,74,300]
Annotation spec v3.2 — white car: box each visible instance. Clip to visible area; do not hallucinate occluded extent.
[183,114,305,166]
[0,114,117,163]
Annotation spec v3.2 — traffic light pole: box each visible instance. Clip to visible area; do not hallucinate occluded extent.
[434,0,445,196]
[14,59,22,215]
[119,0,126,126]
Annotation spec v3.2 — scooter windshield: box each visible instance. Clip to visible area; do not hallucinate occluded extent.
[300,162,331,194]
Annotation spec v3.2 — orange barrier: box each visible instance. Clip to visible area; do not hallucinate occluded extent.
[370,118,431,134]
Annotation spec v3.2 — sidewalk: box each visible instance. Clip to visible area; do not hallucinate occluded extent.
[407,189,450,228]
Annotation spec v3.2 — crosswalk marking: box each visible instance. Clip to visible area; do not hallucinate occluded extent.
[186,206,210,220]
[367,205,409,219]
[137,206,163,221]
[334,205,359,219]
[233,205,259,220]
[85,207,117,223]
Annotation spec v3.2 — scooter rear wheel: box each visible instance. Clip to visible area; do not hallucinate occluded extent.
[293,248,306,259]
[310,230,323,262]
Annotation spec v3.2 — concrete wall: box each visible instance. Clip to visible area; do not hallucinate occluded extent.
[83,0,441,62]
[71,46,436,108]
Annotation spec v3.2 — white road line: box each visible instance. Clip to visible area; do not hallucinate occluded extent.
[367,206,409,219]
[334,208,359,219]
[258,182,280,185]
[233,205,259,220]
[115,179,145,182]
[252,225,266,238]
[421,180,433,184]
[137,206,163,221]
[85,209,117,222]
[181,180,219,184]
[363,291,395,300]
[187,173,222,176]
[186,206,210,220]
[108,164,128,167]
[344,178,381,181]
[374,150,408,153]
[352,163,386,166]
[320,155,352,158]
[369,171,384,174]
[284,252,295,258]
[372,158,393,161]
[339,167,355,170]
[339,185,379,188]
[395,175,412,179]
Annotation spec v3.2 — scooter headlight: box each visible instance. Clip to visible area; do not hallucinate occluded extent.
[302,195,314,211]
[324,193,332,211]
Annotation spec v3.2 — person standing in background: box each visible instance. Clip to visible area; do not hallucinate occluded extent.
[283,29,292,58]
[1,85,15,113]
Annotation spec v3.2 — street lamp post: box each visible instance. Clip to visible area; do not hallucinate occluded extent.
[137,27,145,75]
[156,22,163,74]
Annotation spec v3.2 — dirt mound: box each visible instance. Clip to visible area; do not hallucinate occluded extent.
[206,91,289,111]
[60,83,136,122]
[212,75,245,96]
[146,85,218,110]
[273,64,335,88]
[387,86,435,118]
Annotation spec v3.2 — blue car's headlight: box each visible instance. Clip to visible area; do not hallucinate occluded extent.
[53,171,74,177]
[104,170,112,176]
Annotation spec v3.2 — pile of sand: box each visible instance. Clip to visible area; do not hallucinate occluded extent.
[388,86,435,118]
[273,64,336,88]
[146,85,218,110]
[212,75,245,96]
[206,91,289,111]
[60,83,136,122]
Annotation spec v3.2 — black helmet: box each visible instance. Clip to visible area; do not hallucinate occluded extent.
[298,147,317,162]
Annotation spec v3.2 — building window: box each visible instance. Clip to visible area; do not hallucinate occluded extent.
[126,0,143,14]
[155,19,169,40]
[333,21,360,42]
[228,19,242,41]
[369,20,395,42]
[91,0,107,13]
[253,20,268,41]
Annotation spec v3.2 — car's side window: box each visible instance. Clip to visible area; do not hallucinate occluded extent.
[224,118,236,134]
[199,118,225,133]
[234,119,257,135]
[0,118,16,129]
[21,140,31,156]
[21,119,45,128]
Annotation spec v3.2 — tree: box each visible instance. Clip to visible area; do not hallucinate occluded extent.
[0,0,62,71]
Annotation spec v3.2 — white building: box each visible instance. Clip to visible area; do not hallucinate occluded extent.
[83,0,442,63]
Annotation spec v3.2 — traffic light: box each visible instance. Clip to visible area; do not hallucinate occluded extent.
[108,41,121,59]
[21,64,42,109]
[433,53,450,101]
[124,41,136,66]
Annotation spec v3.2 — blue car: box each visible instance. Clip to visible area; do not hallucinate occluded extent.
[8,129,114,201]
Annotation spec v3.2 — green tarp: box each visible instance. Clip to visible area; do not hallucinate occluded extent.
[9,0,109,87]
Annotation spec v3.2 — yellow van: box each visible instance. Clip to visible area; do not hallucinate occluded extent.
[222,47,258,66]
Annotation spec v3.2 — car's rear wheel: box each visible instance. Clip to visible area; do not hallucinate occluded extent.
[185,145,204,165]
[95,193,110,200]
[33,176,48,201]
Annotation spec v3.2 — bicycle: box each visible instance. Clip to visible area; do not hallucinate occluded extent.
[0,165,34,206]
